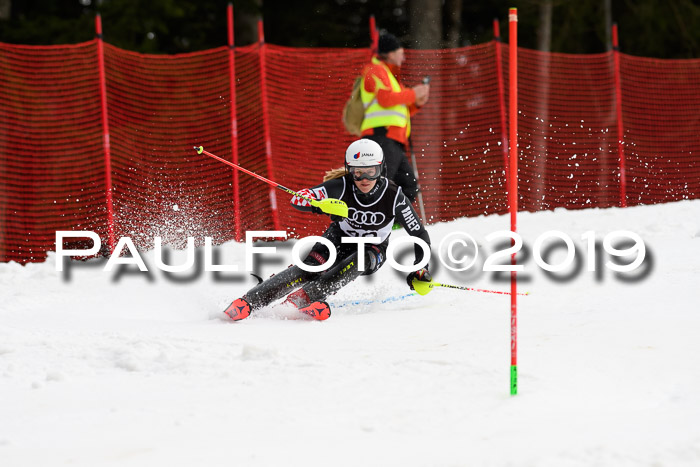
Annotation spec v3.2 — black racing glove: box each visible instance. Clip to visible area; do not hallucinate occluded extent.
[406,267,432,290]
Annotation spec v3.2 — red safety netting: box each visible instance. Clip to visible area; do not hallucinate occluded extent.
[103,43,235,248]
[0,41,107,263]
[620,55,700,205]
[405,43,509,222]
[1,37,700,264]
[513,48,621,212]
[263,44,370,238]
[262,42,510,231]
[233,44,275,235]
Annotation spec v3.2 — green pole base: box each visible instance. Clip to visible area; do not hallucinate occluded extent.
[510,365,518,395]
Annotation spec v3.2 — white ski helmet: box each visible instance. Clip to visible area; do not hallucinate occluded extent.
[344,139,385,181]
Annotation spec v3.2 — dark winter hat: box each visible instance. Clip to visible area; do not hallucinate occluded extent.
[378,33,402,54]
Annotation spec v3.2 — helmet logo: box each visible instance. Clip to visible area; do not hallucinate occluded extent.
[346,140,383,167]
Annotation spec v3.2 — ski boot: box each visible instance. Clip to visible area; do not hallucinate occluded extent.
[283,289,331,321]
[298,301,331,321]
[223,297,251,321]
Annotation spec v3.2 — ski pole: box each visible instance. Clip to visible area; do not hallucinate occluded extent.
[410,146,428,224]
[408,138,428,224]
[434,282,529,296]
[412,279,529,297]
[194,146,348,218]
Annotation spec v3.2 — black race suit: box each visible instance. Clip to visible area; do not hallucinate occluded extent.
[242,175,430,310]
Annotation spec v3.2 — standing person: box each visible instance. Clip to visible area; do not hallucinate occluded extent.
[360,32,430,203]
[224,139,432,321]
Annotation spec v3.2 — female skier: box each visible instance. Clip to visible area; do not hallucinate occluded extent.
[224,138,432,321]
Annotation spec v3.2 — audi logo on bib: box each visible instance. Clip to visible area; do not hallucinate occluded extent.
[347,207,386,226]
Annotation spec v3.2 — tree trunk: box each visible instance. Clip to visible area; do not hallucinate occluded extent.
[534,0,553,209]
[409,0,442,49]
[238,0,262,45]
[537,0,553,52]
[0,0,10,21]
[604,0,612,50]
[445,0,463,48]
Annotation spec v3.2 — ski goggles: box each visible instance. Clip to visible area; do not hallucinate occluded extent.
[348,165,381,181]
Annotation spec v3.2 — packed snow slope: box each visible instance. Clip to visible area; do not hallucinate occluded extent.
[1,200,700,467]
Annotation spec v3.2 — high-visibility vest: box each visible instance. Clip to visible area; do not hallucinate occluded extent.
[360,57,411,138]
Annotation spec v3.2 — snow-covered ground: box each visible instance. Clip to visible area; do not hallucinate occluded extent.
[2,200,700,467]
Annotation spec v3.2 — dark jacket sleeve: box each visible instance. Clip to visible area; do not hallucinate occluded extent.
[394,190,431,266]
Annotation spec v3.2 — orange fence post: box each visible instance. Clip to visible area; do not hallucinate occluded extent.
[227,4,242,241]
[95,14,115,253]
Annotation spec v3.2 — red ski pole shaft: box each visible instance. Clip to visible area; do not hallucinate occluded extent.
[435,282,529,296]
[195,146,349,218]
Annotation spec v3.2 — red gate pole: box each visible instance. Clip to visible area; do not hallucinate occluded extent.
[95,14,115,254]
[508,7,519,396]
[612,23,628,207]
[257,19,281,230]
[493,18,510,179]
[227,4,242,241]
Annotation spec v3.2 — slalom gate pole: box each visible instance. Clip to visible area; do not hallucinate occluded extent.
[508,7,519,396]
[194,146,348,218]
